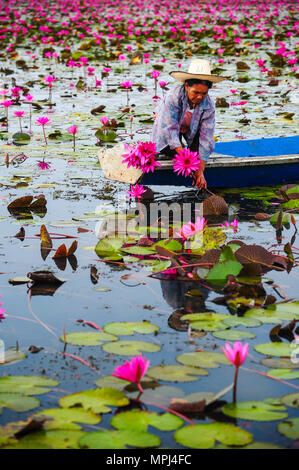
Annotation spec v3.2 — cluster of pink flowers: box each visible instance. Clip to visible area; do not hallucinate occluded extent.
[173,148,201,177]
[221,219,239,232]
[122,141,161,173]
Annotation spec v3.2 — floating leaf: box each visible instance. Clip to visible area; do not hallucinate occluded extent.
[189,228,226,255]
[261,357,299,369]
[95,237,124,258]
[12,132,31,143]
[0,393,40,414]
[270,211,291,228]
[60,331,117,346]
[254,342,293,357]
[103,321,159,336]
[181,313,228,331]
[153,239,182,251]
[79,429,159,449]
[7,196,33,210]
[267,369,299,380]
[212,329,256,340]
[222,316,262,328]
[235,244,275,267]
[278,418,299,440]
[102,340,161,356]
[10,430,85,449]
[280,392,299,409]
[177,351,231,369]
[34,408,101,430]
[111,409,183,432]
[206,260,243,283]
[215,442,283,449]
[174,423,252,449]
[0,347,27,365]
[59,388,129,414]
[147,365,208,382]
[0,376,59,396]
[121,246,156,256]
[222,400,288,421]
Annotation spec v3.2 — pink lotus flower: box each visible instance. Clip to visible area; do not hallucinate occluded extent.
[118,54,126,61]
[158,80,167,88]
[67,125,78,135]
[173,148,201,177]
[112,354,150,392]
[0,293,6,320]
[44,76,56,86]
[230,89,238,94]
[37,160,51,170]
[100,116,109,126]
[11,87,21,97]
[87,67,95,75]
[36,116,51,126]
[1,100,13,108]
[24,94,34,102]
[36,116,51,145]
[120,81,134,89]
[222,341,248,367]
[222,341,248,403]
[95,79,102,87]
[14,111,25,117]
[102,67,112,74]
[175,216,206,240]
[126,183,146,199]
[150,70,161,79]
[0,89,8,97]
[231,101,248,106]
[221,219,238,232]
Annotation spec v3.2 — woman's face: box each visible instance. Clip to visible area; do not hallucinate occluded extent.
[185,83,209,106]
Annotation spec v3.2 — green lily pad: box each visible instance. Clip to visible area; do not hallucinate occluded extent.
[95,237,124,258]
[92,286,112,292]
[103,321,159,336]
[181,313,228,331]
[94,376,131,390]
[60,331,117,346]
[153,239,182,251]
[111,409,183,432]
[189,228,226,255]
[244,307,297,324]
[267,301,299,317]
[222,400,288,421]
[215,442,283,449]
[212,329,256,340]
[148,260,172,273]
[261,357,299,369]
[270,211,291,228]
[34,408,101,430]
[146,365,208,382]
[280,392,299,409]
[174,423,252,449]
[0,376,59,396]
[79,429,159,449]
[95,129,117,142]
[177,351,231,369]
[12,132,31,143]
[12,430,86,449]
[254,342,293,357]
[206,260,243,283]
[59,388,129,413]
[278,418,299,439]
[0,393,40,413]
[267,369,299,380]
[121,246,156,256]
[222,316,262,328]
[0,347,27,365]
[102,340,161,356]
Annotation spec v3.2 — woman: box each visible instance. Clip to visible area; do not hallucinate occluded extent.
[152,59,225,189]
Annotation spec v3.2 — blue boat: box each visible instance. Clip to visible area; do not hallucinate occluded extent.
[141,136,299,188]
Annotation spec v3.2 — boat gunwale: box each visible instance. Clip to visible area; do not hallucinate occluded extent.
[157,153,299,169]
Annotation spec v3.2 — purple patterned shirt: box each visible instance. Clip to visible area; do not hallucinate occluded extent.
[152,84,215,162]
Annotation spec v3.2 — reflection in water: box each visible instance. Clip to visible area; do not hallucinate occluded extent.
[160,279,210,332]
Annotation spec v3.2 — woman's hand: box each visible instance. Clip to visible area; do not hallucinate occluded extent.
[192,170,207,190]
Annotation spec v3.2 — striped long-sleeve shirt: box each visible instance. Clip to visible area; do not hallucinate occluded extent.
[152,84,215,162]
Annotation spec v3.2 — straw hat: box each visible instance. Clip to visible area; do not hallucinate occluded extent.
[170,59,226,84]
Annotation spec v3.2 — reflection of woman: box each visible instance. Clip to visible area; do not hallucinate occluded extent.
[152,59,225,189]
[160,279,210,332]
